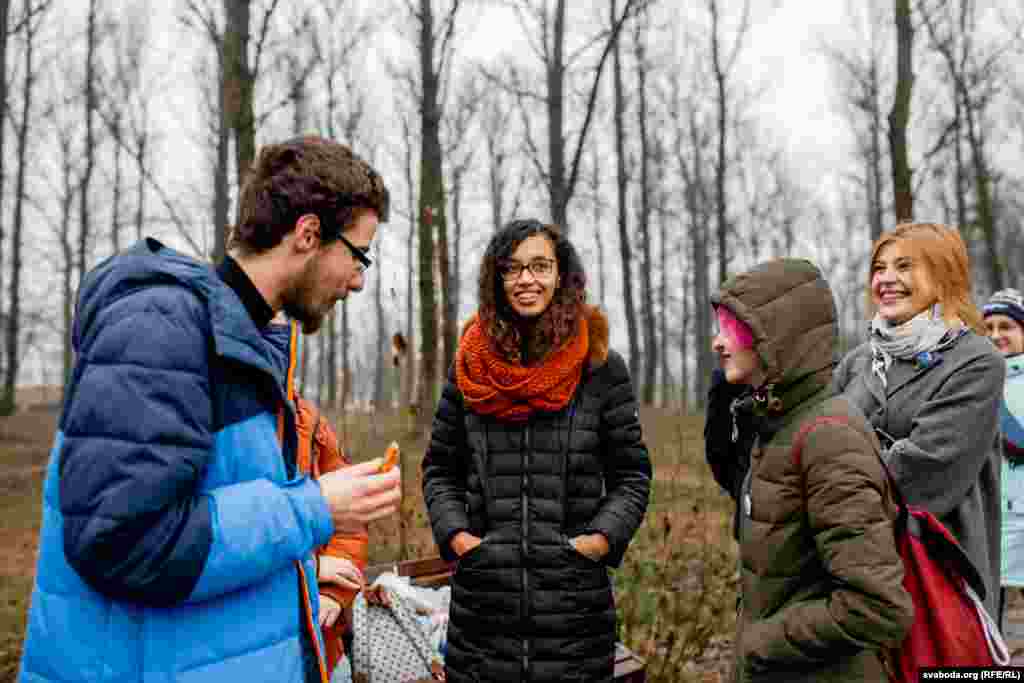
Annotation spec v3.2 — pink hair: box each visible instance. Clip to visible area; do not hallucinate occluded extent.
[716,305,755,350]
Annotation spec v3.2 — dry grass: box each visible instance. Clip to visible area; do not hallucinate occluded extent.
[0,404,737,683]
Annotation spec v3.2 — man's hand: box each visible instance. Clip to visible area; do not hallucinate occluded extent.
[318,556,365,592]
[569,533,609,562]
[450,531,482,557]
[317,460,401,535]
[319,594,342,628]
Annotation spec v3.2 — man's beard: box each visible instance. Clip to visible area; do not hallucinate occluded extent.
[282,257,336,334]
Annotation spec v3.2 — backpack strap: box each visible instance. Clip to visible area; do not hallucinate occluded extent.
[791,416,853,470]
[792,414,909,518]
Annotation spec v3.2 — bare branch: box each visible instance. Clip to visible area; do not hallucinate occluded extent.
[477,61,545,103]
[435,0,462,80]
[251,0,284,78]
[564,0,641,204]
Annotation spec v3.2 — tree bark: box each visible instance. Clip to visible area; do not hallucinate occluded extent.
[59,134,75,393]
[611,0,640,384]
[78,0,98,293]
[373,254,386,410]
[634,13,656,405]
[589,148,606,309]
[224,0,255,190]
[401,117,417,411]
[710,0,729,284]
[0,0,11,318]
[416,0,449,427]
[111,112,123,253]
[2,0,36,415]
[547,0,568,230]
[341,301,350,409]
[213,39,229,263]
[889,0,914,222]
[868,59,884,242]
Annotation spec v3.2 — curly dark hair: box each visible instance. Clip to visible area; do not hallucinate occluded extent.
[478,219,587,364]
[228,136,390,254]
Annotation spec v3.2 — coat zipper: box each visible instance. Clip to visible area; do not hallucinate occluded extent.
[559,398,578,530]
[521,422,532,681]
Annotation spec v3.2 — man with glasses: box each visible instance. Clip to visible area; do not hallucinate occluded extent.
[19,136,400,683]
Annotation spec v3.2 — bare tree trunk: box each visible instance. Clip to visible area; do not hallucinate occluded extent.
[59,135,75,391]
[635,12,656,405]
[0,0,10,322]
[547,0,568,230]
[868,59,884,242]
[401,115,417,411]
[451,168,464,327]
[589,148,606,309]
[326,310,337,406]
[78,0,98,293]
[213,41,229,262]
[341,301,350,409]
[224,0,255,190]
[415,0,448,428]
[317,322,326,404]
[611,0,640,383]
[963,103,1001,290]
[953,94,967,231]
[710,0,728,283]
[111,113,123,253]
[2,0,36,415]
[483,98,510,234]
[679,265,690,412]
[889,0,914,222]
[373,254,386,410]
[685,108,713,408]
[134,127,147,241]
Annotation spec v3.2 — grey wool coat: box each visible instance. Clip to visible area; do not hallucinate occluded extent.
[833,331,1006,617]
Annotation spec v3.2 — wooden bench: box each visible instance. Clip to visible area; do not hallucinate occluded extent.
[365,557,647,682]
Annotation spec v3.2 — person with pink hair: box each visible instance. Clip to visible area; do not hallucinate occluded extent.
[705,257,911,682]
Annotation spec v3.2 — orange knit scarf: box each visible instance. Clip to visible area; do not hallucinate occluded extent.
[456,315,589,421]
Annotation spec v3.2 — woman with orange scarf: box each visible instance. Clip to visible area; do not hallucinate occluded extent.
[422,219,652,683]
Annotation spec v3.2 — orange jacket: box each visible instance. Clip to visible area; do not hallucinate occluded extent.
[294,395,369,675]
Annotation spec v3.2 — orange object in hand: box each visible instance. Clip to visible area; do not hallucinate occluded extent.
[379,442,400,473]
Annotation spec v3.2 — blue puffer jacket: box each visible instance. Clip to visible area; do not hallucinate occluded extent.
[19,239,335,683]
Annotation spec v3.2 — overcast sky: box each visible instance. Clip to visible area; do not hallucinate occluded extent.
[127,0,856,201]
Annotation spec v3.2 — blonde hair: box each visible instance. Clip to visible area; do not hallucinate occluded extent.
[866,222,984,333]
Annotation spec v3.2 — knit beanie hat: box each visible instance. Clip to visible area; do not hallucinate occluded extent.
[983,288,1024,327]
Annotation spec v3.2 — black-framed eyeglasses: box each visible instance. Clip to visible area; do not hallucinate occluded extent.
[338,233,373,272]
[499,257,556,282]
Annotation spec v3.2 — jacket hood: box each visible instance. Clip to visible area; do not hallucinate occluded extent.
[74,238,281,377]
[711,258,837,388]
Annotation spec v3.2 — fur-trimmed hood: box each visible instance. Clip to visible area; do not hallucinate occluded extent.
[459,304,610,371]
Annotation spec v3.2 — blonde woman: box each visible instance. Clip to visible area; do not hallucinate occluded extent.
[834,222,1006,617]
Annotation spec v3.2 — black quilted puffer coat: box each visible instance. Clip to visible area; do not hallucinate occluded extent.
[422,306,652,683]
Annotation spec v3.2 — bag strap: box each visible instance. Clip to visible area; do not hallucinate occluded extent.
[792,415,909,528]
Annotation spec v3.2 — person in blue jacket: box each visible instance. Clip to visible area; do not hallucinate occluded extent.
[984,289,1024,628]
[18,136,401,683]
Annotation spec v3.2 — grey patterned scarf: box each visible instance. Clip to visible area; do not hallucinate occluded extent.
[869,305,963,387]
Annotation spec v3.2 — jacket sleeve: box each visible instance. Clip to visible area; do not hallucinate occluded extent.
[421,374,472,562]
[704,368,753,500]
[316,417,369,610]
[61,294,333,607]
[831,346,856,394]
[584,352,652,568]
[884,351,1005,519]
[741,421,913,671]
